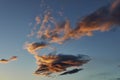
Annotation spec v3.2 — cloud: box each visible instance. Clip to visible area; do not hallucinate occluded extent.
[74,0,120,35]
[35,16,41,24]
[116,78,120,80]
[110,0,120,12]
[34,54,90,76]
[60,68,83,76]
[25,0,120,77]
[0,56,18,64]
[35,0,120,44]
[24,42,49,54]
[37,12,51,39]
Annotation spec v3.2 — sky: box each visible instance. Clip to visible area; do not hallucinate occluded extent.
[0,0,120,80]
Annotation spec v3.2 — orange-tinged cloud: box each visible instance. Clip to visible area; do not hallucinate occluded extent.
[34,0,120,44]
[25,0,120,77]
[24,42,49,54]
[35,16,41,24]
[110,0,120,12]
[0,56,18,64]
[37,12,51,38]
[0,59,9,64]
[34,54,90,76]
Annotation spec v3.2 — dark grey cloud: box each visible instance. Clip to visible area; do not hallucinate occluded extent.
[60,68,83,76]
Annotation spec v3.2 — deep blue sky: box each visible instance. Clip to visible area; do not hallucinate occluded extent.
[0,0,120,80]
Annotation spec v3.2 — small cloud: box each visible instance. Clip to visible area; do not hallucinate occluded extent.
[24,42,49,54]
[35,16,41,24]
[0,56,18,64]
[60,68,83,76]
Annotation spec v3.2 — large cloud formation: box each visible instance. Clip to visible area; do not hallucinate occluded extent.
[24,42,90,76]
[0,56,17,64]
[25,0,120,77]
[34,54,90,76]
[35,0,120,44]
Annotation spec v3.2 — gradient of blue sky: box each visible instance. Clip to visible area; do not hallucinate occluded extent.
[0,0,120,80]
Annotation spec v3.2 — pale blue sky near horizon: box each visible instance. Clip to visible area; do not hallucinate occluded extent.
[0,0,120,80]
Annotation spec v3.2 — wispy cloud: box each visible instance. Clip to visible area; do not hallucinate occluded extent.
[0,56,17,64]
[35,0,120,44]
[60,68,83,76]
[24,42,49,54]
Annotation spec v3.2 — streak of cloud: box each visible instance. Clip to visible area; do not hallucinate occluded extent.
[0,56,18,64]
[60,68,83,76]
[24,42,49,54]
